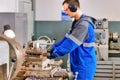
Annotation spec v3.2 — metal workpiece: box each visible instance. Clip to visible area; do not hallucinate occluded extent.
[0,34,25,80]
[109,32,120,50]
[109,32,119,43]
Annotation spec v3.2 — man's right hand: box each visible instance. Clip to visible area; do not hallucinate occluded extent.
[47,49,56,59]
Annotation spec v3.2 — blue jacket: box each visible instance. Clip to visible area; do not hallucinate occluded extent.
[51,14,97,80]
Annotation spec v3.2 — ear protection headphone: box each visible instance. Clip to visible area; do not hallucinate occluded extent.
[68,4,77,12]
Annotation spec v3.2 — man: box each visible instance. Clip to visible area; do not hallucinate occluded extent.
[3,24,16,39]
[48,0,97,80]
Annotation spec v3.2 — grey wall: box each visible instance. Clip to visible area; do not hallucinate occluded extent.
[109,21,120,34]
[34,21,72,42]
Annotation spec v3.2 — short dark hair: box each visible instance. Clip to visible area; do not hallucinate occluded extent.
[62,0,80,8]
[4,24,11,31]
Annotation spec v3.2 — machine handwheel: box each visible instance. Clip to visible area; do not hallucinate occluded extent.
[0,34,25,80]
[38,35,52,50]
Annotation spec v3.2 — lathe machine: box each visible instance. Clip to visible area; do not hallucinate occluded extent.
[0,34,72,80]
[95,18,120,61]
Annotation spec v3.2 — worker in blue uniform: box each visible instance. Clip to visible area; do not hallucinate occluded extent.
[48,0,97,80]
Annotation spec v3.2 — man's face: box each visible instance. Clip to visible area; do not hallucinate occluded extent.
[63,3,76,18]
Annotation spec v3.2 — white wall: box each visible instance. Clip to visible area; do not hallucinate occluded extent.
[19,0,34,41]
[80,0,120,21]
[0,0,19,12]
[35,0,63,21]
[35,0,120,21]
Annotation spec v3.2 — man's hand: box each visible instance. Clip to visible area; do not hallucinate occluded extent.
[47,49,56,59]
